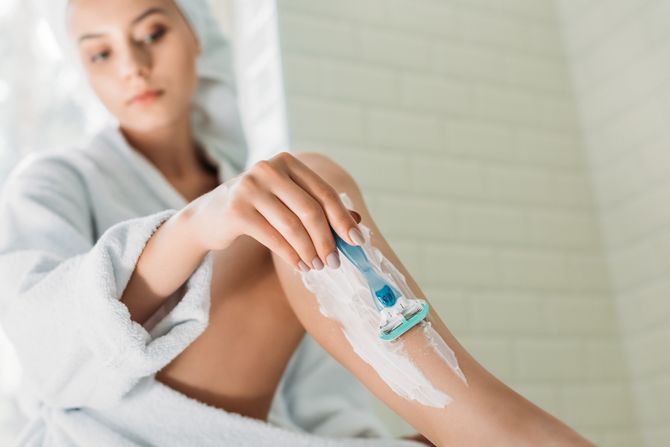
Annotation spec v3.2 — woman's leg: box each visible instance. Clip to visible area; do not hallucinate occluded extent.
[156,234,305,420]
[270,152,596,447]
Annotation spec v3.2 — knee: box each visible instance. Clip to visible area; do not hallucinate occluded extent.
[292,151,361,197]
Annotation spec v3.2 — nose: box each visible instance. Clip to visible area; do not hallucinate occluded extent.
[118,42,151,81]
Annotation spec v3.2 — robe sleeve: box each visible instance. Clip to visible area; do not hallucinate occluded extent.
[0,154,214,411]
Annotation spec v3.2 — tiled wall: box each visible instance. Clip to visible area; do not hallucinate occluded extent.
[557,1,670,446]
[275,0,638,445]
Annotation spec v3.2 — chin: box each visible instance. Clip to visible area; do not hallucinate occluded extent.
[115,93,191,133]
[122,111,185,134]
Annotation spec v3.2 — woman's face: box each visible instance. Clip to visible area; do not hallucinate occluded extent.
[67,0,200,133]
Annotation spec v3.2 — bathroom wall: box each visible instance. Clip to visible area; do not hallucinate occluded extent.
[557,1,670,446]
[275,0,638,445]
[0,1,646,445]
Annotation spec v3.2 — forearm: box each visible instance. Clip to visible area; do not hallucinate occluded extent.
[121,204,209,325]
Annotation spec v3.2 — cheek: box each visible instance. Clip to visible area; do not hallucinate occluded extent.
[156,41,199,92]
[87,71,126,114]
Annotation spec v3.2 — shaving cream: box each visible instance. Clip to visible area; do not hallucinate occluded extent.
[297,193,467,408]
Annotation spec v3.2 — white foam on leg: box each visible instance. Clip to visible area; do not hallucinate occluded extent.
[296,193,467,408]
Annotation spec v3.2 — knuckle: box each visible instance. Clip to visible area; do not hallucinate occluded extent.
[272,151,294,166]
[276,151,294,162]
[253,159,285,181]
[294,151,329,165]
[227,194,248,215]
[300,204,324,222]
[237,174,258,191]
[273,233,292,254]
[252,159,273,174]
[283,215,304,237]
[320,184,339,202]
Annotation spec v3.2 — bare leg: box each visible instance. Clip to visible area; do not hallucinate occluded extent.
[270,153,596,447]
[156,234,305,420]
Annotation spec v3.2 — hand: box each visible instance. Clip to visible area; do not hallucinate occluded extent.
[189,152,364,271]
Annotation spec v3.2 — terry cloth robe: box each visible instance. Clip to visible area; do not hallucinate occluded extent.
[0,125,423,447]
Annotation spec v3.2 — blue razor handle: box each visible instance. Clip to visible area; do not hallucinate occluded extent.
[331,227,402,309]
[331,226,431,341]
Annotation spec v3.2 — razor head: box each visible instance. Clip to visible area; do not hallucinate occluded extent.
[379,302,430,341]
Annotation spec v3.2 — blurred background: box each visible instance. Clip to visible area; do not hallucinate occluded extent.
[1,1,669,446]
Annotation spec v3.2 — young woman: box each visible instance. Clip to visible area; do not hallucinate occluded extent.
[0,0,596,446]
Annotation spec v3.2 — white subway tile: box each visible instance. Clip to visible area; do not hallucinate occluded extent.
[514,338,586,380]
[411,158,486,199]
[431,42,508,83]
[287,97,364,143]
[386,0,460,39]
[357,27,430,70]
[281,0,387,25]
[423,244,501,287]
[278,12,356,58]
[366,108,444,151]
[557,382,638,427]
[399,73,472,115]
[321,61,399,106]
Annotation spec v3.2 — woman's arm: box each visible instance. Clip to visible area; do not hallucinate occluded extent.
[0,155,215,409]
[269,153,595,447]
[122,151,363,326]
[120,204,208,325]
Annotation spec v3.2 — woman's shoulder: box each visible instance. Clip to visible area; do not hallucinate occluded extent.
[4,148,88,195]
[3,127,117,196]
[0,134,113,210]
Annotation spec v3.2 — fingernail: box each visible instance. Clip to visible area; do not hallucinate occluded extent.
[298,260,310,272]
[326,251,340,269]
[349,227,365,246]
[312,256,324,270]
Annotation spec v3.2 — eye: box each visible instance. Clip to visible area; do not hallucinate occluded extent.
[142,26,166,44]
[90,50,110,63]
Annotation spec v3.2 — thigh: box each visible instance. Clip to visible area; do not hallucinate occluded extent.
[155,235,305,420]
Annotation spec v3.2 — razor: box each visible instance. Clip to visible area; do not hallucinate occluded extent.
[331,227,429,341]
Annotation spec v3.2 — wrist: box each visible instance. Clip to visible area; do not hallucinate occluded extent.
[176,198,211,255]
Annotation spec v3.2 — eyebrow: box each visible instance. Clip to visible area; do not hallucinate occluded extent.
[78,7,167,43]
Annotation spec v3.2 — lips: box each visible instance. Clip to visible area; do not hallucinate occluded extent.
[129,89,163,105]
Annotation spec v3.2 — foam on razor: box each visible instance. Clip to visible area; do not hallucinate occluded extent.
[296,192,467,408]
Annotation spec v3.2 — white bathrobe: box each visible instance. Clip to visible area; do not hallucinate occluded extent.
[0,125,422,447]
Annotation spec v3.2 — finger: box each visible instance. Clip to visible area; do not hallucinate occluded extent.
[244,208,309,272]
[283,157,361,247]
[262,168,340,268]
[254,191,324,270]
